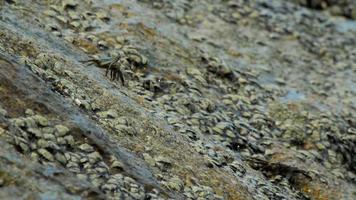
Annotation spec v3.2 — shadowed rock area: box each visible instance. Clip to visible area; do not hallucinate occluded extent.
[0,0,355,199]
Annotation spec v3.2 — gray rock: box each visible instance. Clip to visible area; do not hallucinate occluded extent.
[78,143,94,152]
[98,109,118,119]
[0,107,7,117]
[33,115,49,127]
[54,125,70,137]
[38,148,54,161]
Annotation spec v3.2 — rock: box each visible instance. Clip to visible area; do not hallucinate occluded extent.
[30,152,39,161]
[12,118,25,127]
[98,109,118,119]
[18,142,29,152]
[27,128,43,138]
[155,156,172,165]
[0,0,355,199]
[88,152,102,163]
[24,109,34,116]
[79,157,88,163]
[214,122,231,132]
[56,137,67,145]
[54,125,70,137]
[101,183,117,191]
[115,117,128,125]
[37,139,50,148]
[55,152,67,165]
[329,6,343,16]
[95,166,107,174]
[70,21,81,28]
[143,153,155,166]
[166,177,184,191]
[351,8,356,19]
[33,115,49,127]
[78,143,94,152]
[186,67,202,77]
[38,148,54,161]
[42,127,55,135]
[64,135,75,146]
[62,0,78,10]
[24,117,37,128]
[0,106,7,116]
[76,174,88,181]
[109,156,124,169]
[43,133,56,141]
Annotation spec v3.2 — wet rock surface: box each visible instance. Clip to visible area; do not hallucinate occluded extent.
[0,0,355,199]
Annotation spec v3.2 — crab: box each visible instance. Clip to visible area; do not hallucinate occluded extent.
[81,52,131,86]
[82,47,148,86]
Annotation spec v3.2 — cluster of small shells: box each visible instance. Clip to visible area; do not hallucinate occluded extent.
[139,0,201,26]
[211,0,259,25]
[271,106,356,175]
[23,52,92,111]
[2,0,355,198]
[130,2,356,195]
[5,109,149,199]
[39,0,114,53]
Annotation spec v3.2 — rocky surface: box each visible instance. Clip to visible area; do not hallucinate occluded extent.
[0,0,355,199]
[290,0,356,19]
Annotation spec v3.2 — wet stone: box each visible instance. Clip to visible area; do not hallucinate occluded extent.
[143,153,155,166]
[155,155,173,168]
[24,118,37,128]
[55,152,67,165]
[98,109,118,119]
[43,133,56,141]
[19,142,30,152]
[101,183,118,192]
[80,157,89,163]
[27,128,43,138]
[64,135,75,146]
[88,151,102,163]
[91,178,104,188]
[43,9,58,17]
[82,163,91,170]
[66,161,79,169]
[33,115,49,127]
[37,139,50,148]
[30,152,39,161]
[166,177,184,191]
[76,174,88,181]
[12,118,25,127]
[110,156,124,169]
[0,109,7,118]
[38,148,54,161]
[95,166,108,174]
[115,117,128,125]
[56,137,67,145]
[42,127,55,135]
[25,109,34,116]
[78,143,95,152]
[55,125,70,137]
[62,0,78,10]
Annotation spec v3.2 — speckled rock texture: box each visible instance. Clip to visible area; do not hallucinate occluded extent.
[0,0,355,199]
